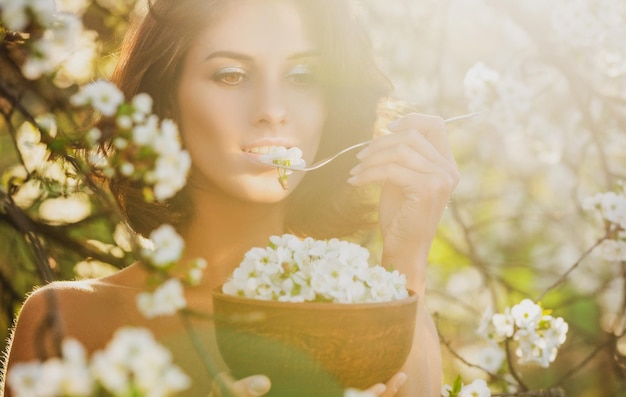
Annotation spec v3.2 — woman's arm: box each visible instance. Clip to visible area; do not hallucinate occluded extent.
[348,113,459,396]
[2,285,62,397]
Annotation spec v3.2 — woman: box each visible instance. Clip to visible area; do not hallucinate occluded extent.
[3,0,458,396]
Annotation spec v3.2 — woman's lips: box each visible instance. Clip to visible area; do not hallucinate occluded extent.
[241,145,287,168]
[242,137,294,154]
[243,145,288,155]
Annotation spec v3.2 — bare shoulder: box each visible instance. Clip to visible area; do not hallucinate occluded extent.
[7,265,148,365]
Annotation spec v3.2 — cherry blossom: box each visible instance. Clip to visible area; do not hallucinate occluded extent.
[136,278,186,319]
[223,234,409,303]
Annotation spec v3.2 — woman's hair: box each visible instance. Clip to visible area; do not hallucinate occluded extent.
[108,0,392,238]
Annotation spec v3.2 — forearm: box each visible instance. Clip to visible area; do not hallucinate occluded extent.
[382,240,431,295]
[399,297,442,397]
[383,244,441,396]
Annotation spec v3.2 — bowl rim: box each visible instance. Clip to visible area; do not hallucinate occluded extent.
[212,286,418,310]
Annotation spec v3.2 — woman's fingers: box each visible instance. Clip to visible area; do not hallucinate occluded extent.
[350,149,454,186]
[386,113,453,161]
[348,113,459,189]
[233,375,271,396]
[210,374,271,397]
[359,127,449,166]
[363,372,408,396]
[382,372,408,396]
[348,135,458,193]
[352,113,461,291]
[364,383,387,395]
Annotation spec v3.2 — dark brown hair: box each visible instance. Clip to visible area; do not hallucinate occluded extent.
[109,0,391,238]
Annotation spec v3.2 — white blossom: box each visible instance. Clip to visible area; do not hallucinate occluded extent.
[143,224,185,268]
[0,0,56,31]
[116,115,133,130]
[136,278,187,318]
[18,11,91,80]
[463,62,499,113]
[583,190,626,230]
[186,257,207,285]
[473,343,506,374]
[132,92,153,121]
[459,379,491,397]
[84,127,101,146]
[491,308,515,340]
[442,379,491,397]
[151,119,182,156]
[152,150,191,201]
[91,327,190,395]
[223,234,408,303]
[515,314,570,368]
[71,82,190,202]
[6,362,42,397]
[6,338,93,397]
[510,299,542,329]
[130,114,158,144]
[119,162,135,176]
[138,118,192,201]
[441,383,453,397]
[479,300,568,368]
[258,146,306,170]
[258,146,307,189]
[70,80,124,116]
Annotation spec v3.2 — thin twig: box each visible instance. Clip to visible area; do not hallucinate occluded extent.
[553,337,612,388]
[536,236,607,302]
[438,329,516,387]
[178,312,234,397]
[493,389,564,397]
[505,338,528,392]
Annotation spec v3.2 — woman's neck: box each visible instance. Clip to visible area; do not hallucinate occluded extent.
[181,189,287,288]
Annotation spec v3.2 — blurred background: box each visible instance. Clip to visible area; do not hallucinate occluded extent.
[1,0,625,396]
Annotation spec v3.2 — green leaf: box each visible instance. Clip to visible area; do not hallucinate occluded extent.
[451,374,463,395]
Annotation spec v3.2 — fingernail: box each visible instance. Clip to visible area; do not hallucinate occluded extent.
[372,384,387,395]
[396,372,408,389]
[250,376,271,395]
[356,147,369,159]
[347,176,357,185]
[349,165,361,175]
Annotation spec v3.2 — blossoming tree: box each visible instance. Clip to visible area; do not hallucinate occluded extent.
[1,0,626,396]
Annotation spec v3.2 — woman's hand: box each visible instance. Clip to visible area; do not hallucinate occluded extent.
[348,113,460,293]
[363,372,408,396]
[209,373,271,397]
[209,372,406,397]
[346,372,407,396]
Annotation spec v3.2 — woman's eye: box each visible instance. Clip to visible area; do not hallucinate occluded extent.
[286,65,317,86]
[213,68,248,85]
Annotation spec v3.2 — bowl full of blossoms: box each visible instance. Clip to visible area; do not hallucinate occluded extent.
[212,234,418,397]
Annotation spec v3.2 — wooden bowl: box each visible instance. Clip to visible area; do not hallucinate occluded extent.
[212,287,418,397]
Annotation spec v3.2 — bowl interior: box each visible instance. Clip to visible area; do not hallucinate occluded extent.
[212,287,418,397]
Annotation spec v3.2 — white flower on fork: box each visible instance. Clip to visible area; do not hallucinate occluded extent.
[258,146,306,190]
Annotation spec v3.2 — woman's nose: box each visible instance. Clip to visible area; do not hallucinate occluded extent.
[252,79,287,127]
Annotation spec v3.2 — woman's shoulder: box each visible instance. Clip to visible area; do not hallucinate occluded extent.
[22,263,148,313]
[8,265,150,363]
[16,277,115,325]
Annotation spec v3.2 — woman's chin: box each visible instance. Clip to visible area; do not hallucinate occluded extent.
[224,176,300,203]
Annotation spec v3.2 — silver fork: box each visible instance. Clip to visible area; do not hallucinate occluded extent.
[260,112,480,172]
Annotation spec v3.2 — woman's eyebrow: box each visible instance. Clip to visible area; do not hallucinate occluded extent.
[204,51,252,62]
[203,50,320,62]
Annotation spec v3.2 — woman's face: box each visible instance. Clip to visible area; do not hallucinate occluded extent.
[177,0,327,203]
